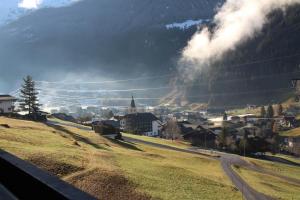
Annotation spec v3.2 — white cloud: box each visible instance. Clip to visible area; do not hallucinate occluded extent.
[18,0,43,9]
[180,0,300,79]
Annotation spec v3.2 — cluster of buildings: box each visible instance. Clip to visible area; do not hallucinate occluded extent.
[94,97,163,137]
[94,98,300,156]
[2,92,300,156]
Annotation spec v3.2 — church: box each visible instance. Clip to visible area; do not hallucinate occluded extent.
[120,96,162,137]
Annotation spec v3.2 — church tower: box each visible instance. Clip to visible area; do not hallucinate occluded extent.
[129,96,137,114]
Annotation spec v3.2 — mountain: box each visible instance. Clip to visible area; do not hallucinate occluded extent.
[0,0,222,94]
[3,0,300,108]
[176,5,300,107]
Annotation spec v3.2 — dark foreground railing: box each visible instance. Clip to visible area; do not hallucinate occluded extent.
[0,150,96,200]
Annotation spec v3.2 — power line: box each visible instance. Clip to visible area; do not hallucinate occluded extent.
[38,87,291,102]
[36,70,298,94]
[35,74,173,85]
[37,86,172,93]
[32,52,300,86]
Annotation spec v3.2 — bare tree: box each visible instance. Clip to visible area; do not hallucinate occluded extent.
[163,120,181,140]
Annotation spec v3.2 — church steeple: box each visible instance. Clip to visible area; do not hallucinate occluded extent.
[129,96,137,113]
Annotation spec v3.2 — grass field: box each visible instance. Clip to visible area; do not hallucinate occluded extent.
[246,158,300,181]
[233,166,300,200]
[266,153,300,165]
[0,117,242,199]
[122,133,191,149]
[226,107,260,116]
[280,127,300,137]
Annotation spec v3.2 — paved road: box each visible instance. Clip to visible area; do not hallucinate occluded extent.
[219,154,273,200]
[123,137,273,200]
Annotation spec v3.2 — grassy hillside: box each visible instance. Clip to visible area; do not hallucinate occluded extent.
[231,157,300,200]
[0,117,241,200]
[233,166,300,200]
[280,127,300,137]
[122,133,191,149]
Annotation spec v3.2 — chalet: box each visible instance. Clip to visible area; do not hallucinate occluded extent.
[0,95,17,114]
[237,125,261,139]
[281,115,297,128]
[287,137,300,156]
[207,108,225,115]
[93,119,120,129]
[93,121,121,139]
[120,96,162,137]
[183,125,216,148]
[230,116,241,123]
[121,113,161,136]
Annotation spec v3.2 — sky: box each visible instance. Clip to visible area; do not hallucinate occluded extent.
[0,0,80,26]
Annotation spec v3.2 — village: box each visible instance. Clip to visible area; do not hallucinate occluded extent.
[1,83,300,158]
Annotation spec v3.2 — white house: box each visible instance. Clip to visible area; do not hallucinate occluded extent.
[0,95,17,114]
[150,120,163,137]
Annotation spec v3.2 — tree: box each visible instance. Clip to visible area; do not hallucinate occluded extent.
[266,105,274,118]
[223,112,228,121]
[216,127,228,149]
[260,106,266,118]
[103,110,114,119]
[277,104,283,116]
[162,120,181,140]
[19,76,41,115]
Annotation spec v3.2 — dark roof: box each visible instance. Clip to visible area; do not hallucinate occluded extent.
[207,108,225,113]
[0,95,17,101]
[124,113,158,121]
[183,130,216,140]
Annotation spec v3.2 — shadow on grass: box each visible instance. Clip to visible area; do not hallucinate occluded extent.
[45,123,107,150]
[106,138,143,152]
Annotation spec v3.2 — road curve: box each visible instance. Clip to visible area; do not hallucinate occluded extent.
[123,136,273,200]
[220,154,273,200]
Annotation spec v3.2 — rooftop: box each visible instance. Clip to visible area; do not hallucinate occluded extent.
[0,95,17,101]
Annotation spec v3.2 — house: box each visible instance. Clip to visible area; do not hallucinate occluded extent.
[0,95,17,114]
[230,116,241,123]
[93,121,121,139]
[237,125,262,139]
[281,115,297,128]
[93,118,120,129]
[183,125,216,148]
[121,113,161,136]
[287,137,300,156]
[207,108,225,115]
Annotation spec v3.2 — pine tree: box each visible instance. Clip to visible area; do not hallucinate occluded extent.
[277,104,283,116]
[260,106,266,118]
[266,105,274,118]
[19,76,40,115]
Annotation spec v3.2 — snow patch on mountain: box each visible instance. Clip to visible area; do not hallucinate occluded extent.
[166,19,211,30]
